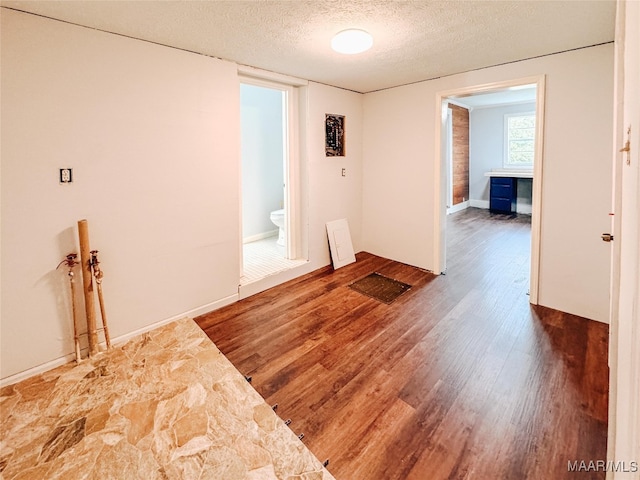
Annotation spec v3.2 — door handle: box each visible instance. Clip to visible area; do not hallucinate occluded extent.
[601,233,614,242]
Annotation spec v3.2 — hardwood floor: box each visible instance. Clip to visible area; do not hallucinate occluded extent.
[195,208,609,480]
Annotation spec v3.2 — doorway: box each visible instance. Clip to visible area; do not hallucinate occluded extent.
[239,78,306,286]
[434,75,546,304]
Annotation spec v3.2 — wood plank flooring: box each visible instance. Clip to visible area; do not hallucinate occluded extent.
[195,207,609,480]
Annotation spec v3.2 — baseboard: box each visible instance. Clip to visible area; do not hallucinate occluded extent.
[516,204,533,215]
[447,201,469,214]
[468,199,531,215]
[243,230,278,244]
[0,294,239,388]
[187,294,239,318]
[0,353,80,388]
[469,199,490,209]
[109,294,239,347]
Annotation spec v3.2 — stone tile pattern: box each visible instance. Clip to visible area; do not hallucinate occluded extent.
[0,318,334,480]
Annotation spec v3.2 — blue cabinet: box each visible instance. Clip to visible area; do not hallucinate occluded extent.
[490,177,518,213]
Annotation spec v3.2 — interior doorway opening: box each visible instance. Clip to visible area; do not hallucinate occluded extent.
[239,78,306,287]
[435,75,546,304]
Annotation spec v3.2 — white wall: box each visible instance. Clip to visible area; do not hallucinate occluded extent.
[469,102,536,213]
[363,44,614,322]
[362,81,435,269]
[306,83,364,270]
[0,10,365,381]
[240,84,284,240]
[1,9,242,379]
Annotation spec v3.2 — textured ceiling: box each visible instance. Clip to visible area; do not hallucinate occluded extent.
[1,0,616,93]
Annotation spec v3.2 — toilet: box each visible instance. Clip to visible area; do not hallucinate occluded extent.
[269,209,286,246]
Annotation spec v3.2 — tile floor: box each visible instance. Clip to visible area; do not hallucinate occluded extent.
[241,236,307,285]
[0,318,334,480]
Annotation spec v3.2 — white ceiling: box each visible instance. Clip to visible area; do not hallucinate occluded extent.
[1,0,616,94]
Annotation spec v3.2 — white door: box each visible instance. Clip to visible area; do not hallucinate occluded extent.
[607,0,640,474]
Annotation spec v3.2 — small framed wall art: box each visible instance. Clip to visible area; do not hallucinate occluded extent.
[325,114,345,157]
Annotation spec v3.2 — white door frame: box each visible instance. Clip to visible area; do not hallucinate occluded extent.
[446,107,453,213]
[433,75,546,304]
[238,75,302,262]
[282,82,300,260]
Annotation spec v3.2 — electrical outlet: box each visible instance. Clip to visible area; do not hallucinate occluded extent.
[341,168,346,177]
[59,168,73,184]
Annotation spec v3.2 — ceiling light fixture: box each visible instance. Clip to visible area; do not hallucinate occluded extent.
[331,29,373,54]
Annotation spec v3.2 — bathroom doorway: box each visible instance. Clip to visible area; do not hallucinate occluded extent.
[239,79,306,286]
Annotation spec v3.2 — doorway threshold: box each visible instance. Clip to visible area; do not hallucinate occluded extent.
[240,235,309,297]
[239,259,310,299]
[242,237,307,282]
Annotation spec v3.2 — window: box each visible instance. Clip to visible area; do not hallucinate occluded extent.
[504,112,535,168]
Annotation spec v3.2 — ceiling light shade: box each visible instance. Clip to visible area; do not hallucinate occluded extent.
[331,29,373,54]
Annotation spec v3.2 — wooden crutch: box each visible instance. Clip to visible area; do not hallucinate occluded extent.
[61,253,82,363]
[78,220,99,356]
[90,249,112,349]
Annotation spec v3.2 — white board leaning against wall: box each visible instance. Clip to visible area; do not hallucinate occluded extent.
[326,219,356,269]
